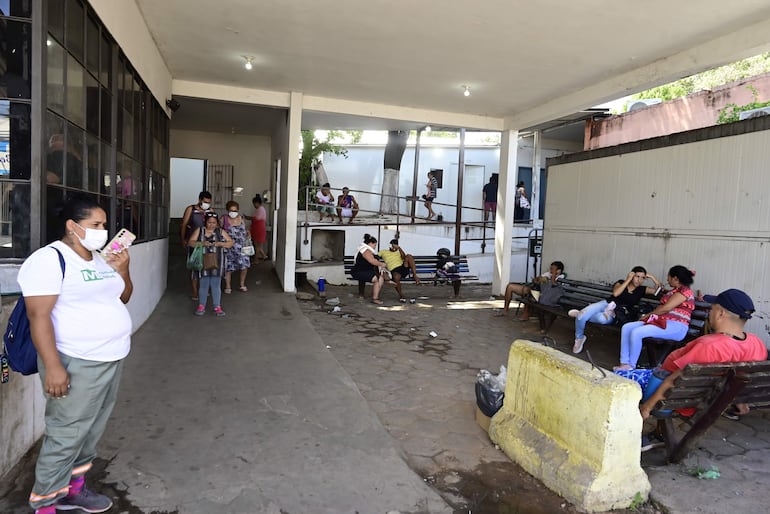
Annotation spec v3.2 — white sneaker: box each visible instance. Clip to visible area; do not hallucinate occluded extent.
[573,336,587,353]
[568,309,580,318]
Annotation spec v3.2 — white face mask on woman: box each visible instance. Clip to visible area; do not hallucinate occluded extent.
[75,223,109,251]
[200,202,211,210]
[228,211,238,219]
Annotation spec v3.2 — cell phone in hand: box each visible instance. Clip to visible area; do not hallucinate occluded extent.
[100,228,136,255]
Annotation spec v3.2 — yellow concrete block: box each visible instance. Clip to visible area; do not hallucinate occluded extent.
[489,340,650,512]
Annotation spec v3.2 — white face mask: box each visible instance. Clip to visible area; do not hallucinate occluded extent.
[228,211,238,219]
[75,223,109,251]
[200,202,211,210]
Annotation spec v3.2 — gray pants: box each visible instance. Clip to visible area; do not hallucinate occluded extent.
[29,354,124,509]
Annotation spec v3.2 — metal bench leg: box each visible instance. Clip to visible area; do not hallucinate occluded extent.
[358,281,366,297]
[666,373,747,463]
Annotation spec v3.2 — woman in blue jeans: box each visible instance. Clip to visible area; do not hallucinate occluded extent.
[614,265,696,370]
[569,266,662,353]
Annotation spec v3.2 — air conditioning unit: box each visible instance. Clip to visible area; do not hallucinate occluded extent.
[739,107,770,120]
[627,98,662,112]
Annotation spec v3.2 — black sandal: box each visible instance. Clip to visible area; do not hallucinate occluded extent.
[722,405,741,421]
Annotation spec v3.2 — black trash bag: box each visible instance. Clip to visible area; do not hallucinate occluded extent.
[475,381,504,417]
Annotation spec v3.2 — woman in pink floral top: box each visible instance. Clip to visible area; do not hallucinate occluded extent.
[614,265,695,370]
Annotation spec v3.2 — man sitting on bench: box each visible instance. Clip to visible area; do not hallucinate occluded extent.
[615,289,767,431]
[499,261,566,321]
[379,239,421,302]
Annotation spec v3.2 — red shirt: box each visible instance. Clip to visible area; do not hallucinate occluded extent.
[660,286,695,325]
[662,332,768,373]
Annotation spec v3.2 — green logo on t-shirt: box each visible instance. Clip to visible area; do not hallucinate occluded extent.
[81,269,102,281]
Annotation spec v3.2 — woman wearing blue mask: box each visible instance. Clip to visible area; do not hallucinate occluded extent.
[18,194,133,514]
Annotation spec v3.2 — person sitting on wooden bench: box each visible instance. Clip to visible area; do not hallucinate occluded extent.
[614,288,767,450]
[568,266,663,354]
[379,239,421,302]
[499,261,565,321]
[613,265,696,371]
[351,233,387,304]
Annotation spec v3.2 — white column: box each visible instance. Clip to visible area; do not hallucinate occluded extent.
[493,129,519,294]
[531,130,542,220]
[279,91,303,292]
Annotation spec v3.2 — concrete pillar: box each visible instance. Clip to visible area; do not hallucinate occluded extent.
[530,130,542,220]
[492,129,518,294]
[278,92,302,292]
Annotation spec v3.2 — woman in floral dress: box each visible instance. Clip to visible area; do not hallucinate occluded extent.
[222,200,251,293]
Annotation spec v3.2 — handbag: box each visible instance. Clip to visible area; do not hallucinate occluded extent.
[187,244,204,271]
[203,251,218,270]
[644,314,667,329]
[241,238,255,256]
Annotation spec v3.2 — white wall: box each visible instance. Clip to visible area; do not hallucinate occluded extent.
[170,130,273,212]
[170,158,205,218]
[320,142,567,222]
[545,128,770,343]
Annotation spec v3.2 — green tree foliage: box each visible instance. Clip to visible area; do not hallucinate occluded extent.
[632,53,770,103]
[717,85,770,124]
[298,130,348,207]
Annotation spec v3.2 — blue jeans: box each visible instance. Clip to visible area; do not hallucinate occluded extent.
[200,275,223,307]
[574,300,614,339]
[619,320,689,368]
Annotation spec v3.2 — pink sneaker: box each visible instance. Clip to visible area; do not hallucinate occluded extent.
[214,306,226,317]
[194,304,205,316]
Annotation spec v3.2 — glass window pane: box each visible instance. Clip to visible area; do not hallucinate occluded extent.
[45,184,66,244]
[62,122,84,188]
[99,86,110,141]
[123,67,133,113]
[99,32,111,87]
[45,111,65,183]
[0,0,32,18]
[85,71,98,135]
[7,181,30,256]
[122,108,132,156]
[65,0,83,61]
[66,54,84,127]
[0,19,32,99]
[85,13,98,76]
[47,0,64,42]
[85,132,99,192]
[46,35,65,114]
[101,141,111,193]
[1,101,31,180]
[116,56,124,108]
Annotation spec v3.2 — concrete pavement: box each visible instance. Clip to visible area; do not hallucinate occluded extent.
[299,281,770,514]
[2,260,769,513]
[0,259,450,514]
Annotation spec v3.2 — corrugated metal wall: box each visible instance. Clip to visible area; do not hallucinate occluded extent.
[545,128,770,342]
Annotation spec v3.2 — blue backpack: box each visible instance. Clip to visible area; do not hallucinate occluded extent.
[2,247,65,376]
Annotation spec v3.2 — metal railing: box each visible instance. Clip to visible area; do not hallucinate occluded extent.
[300,185,532,254]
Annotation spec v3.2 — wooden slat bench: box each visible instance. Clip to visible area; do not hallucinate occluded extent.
[651,360,770,463]
[344,254,477,296]
[516,278,710,367]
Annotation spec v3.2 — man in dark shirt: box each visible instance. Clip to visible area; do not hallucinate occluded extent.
[482,174,498,221]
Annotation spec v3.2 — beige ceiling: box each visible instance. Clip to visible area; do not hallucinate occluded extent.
[136,0,770,131]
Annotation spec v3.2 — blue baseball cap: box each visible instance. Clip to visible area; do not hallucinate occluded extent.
[703,289,755,319]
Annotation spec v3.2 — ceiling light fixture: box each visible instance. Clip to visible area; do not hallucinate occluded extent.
[242,55,254,70]
[462,85,471,97]
[424,125,432,132]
